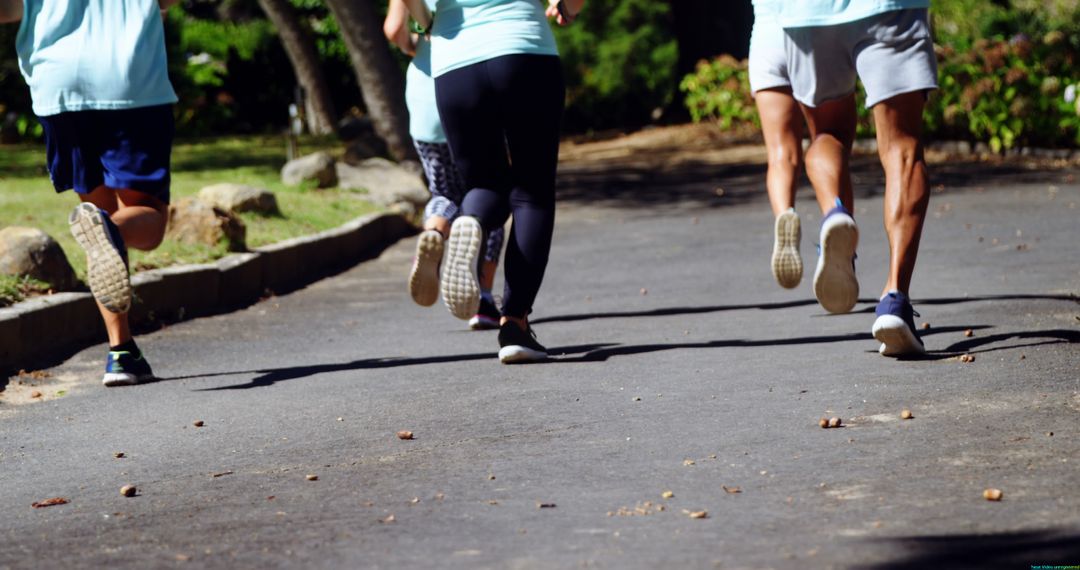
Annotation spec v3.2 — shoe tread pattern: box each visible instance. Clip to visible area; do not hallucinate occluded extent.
[441,217,482,320]
[69,203,131,314]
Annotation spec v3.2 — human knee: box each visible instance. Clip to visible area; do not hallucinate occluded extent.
[881,137,924,173]
[768,142,802,171]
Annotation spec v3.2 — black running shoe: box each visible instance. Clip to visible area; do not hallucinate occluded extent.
[103,350,155,387]
[469,297,500,330]
[497,322,547,364]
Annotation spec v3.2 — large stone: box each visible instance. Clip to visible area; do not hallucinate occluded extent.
[166,197,246,252]
[198,183,279,215]
[342,132,389,165]
[336,157,430,207]
[281,151,337,188]
[0,226,78,291]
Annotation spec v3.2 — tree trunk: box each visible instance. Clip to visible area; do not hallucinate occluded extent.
[323,0,416,161]
[672,0,753,74]
[256,0,337,135]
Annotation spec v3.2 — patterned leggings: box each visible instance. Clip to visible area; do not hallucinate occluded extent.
[415,140,504,263]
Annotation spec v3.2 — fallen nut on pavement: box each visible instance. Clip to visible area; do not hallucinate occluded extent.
[828,417,842,428]
[120,485,137,497]
[687,510,708,519]
[193,420,205,427]
[983,488,1003,501]
[819,418,830,429]
[683,459,696,466]
[964,329,974,337]
[113,452,125,459]
[396,430,414,440]
[661,491,674,499]
[306,474,318,481]
[901,410,914,420]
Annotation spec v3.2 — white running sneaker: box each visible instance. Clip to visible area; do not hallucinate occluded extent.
[771,208,802,289]
[409,230,444,307]
[813,202,859,314]
[441,216,482,320]
[69,202,131,314]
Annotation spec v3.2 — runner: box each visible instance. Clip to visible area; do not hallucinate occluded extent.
[4,0,180,384]
[781,0,938,356]
[384,0,506,330]
[749,0,808,289]
[403,0,585,363]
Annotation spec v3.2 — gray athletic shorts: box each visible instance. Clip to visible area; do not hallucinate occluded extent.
[749,15,789,94]
[783,8,938,108]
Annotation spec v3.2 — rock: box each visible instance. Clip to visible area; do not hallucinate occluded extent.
[282,151,337,188]
[337,115,375,141]
[166,198,246,252]
[0,226,78,291]
[336,158,429,207]
[198,184,278,215]
[342,133,389,164]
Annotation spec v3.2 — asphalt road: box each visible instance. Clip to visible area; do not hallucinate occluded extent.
[1,151,1079,570]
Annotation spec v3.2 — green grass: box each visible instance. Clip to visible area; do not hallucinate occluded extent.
[0,274,51,307]
[0,135,381,290]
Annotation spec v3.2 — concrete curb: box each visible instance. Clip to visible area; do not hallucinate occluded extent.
[0,212,414,375]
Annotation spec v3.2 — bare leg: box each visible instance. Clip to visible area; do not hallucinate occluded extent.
[423,215,451,239]
[79,187,168,346]
[478,260,497,291]
[873,91,930,297]
[800,94,857,214]
[755,88,804,216]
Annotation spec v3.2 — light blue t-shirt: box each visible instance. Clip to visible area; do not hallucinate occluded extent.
[429,0,559,78]
[752,0,780,20]
[405,36,446,144]
[780,0,930,28]
[16,0,178,117]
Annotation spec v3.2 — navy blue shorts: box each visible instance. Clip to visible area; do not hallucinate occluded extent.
[38,105,174,204]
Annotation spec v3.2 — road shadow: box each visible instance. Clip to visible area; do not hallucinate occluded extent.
[857,528,1080,570]
[556,140,1080,210]
[161,323,1067,389]
[534,293,1078,325]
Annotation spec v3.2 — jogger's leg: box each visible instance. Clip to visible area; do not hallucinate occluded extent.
[755,88,804,216]
[800,94,857,215]
[873,91,930,297]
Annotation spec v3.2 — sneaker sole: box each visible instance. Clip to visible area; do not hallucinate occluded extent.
[469,314,500,330]
[409,231,443,307]
[499,345,548,364]
[69,203,131,314]
[771,210,802,289]
[872,314,927,357]
[442,217,482,320]
[813,213,859,314]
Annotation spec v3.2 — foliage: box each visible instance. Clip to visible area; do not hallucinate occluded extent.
[0,275,50,309]
[679,55,757,129]
[552,0,679,131]
[680,3,1080,150]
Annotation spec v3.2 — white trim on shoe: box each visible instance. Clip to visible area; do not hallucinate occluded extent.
[409,230,444,307]
[441,216,482,320]
[771,208,802,289]
[498,345,548,364]
[872,315,926,357]
[813,212,859,314]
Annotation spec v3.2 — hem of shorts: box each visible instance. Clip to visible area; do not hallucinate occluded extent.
[33,97,178,117]
[751,81,793,97]
[791,89,857,109]
[433,48,560,79]
[864,84,939,109]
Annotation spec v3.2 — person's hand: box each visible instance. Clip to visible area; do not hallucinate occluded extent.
[546,0,584,26]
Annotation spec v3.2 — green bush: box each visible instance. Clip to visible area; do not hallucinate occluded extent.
[679,55,757,130]
[552,0,679,131]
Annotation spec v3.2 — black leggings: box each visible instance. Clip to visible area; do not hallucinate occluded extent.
[435,54,565,318]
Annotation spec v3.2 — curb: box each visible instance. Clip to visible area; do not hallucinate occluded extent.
[0,212,414,375]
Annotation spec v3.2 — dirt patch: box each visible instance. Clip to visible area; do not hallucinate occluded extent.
[1,370,81,406]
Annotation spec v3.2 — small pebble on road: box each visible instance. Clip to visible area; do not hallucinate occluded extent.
[120,485,137,497]
[306,474,318,481]
[983,488,1003,501]
[396,430,414,440]
[901,410,914,420]
[193,420,204,427]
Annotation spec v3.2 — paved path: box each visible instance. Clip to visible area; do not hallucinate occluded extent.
[2,146,1079,569]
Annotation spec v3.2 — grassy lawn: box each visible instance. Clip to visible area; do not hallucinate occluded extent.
[0,135,381,303]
